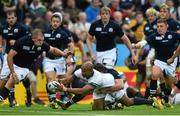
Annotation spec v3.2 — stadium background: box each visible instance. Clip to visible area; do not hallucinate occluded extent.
[3,44,180,105]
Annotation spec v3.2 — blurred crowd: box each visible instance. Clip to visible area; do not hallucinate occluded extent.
[0,0,179,44]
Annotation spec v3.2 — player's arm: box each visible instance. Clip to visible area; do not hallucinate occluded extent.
[121,34,137,64]
[58,83,93,95]
[48,46,71,57]
[133,39,147,49]
[7,49,17,73]
[86,34,95,61]
[0,35,4,53]
[66,42,74,65]
[99,79,124,93]
[7,49,19,83]
[167,46,180,65]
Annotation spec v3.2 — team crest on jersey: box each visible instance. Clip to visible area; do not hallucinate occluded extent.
[23,46,30,50]
[37,47,41,51]
[168,34,172,39]
[95,27,102,31]
[56,34,61,38]
[14,28,18,33]
[145,26,150,30]
[153,25,157,29]
[3,29,8,33]
[109,28,113,32]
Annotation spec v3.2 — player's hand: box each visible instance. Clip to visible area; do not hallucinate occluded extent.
[66,57,72,66]
[167,58,174,65]
[131,54,138,65]
[91,53,96,61]
[132,43,141,49]
[64,49,73,57]
[56,83,67,92]
[82,55,89,63]
[12,72,19,84]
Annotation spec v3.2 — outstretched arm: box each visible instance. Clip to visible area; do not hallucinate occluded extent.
[48,46,72,57]
[57,84,94,96]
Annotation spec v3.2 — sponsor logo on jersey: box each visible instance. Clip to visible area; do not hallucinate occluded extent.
[145,26,150,30]
[23,46,30,50]
[155,36,162,40]
[3,29,8,33]
[44,33,51,37]
[95,27,102,31]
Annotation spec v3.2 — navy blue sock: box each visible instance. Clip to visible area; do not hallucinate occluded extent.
[133,97,153,105]
[150,80,157,97]
[0,87,10,100]
[145,87,150,99]
[160,83,171,102]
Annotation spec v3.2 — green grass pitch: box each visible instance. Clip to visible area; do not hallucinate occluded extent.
[0,104,180,115]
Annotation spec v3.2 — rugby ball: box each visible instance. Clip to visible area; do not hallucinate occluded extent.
[47,81,60,92]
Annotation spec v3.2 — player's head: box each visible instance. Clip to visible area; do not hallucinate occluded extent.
[100,6,111,24]
[32,28,44,47]
[6,10,17,26]
[145,8,158,23]
[81,61,94,79]
[159,3,170,20]
[50,12,63,30]
[157,19,168,35]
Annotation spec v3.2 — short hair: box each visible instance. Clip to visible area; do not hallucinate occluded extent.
[157,19,168,25]
[81,61,94,71]
[100,6,111,15]
[145,8,158,16]
[160,3,170,12]
[32,28,43,38]
[6,10,16,17]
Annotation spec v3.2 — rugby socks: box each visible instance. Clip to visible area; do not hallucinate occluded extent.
[159,83,171,103]
[150,80,157,97]
[23,79,32,104]
[133,97,153,105]
[144,87,150,99]
[72,94,84,103]
[0,86,10,100]
[8,88,15,101]
[7,87,16,106]
[66,95,84,108]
